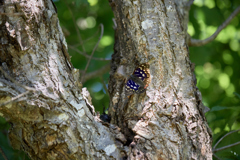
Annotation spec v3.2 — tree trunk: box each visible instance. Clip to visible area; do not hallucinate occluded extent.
[0,0,212,160]
[0,0,123,159]
[108,0,212,159]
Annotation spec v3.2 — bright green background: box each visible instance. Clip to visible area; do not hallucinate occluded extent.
[1,0,240,159]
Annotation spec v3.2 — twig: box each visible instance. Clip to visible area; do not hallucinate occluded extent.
[213,141,240,153]
[213,129,240,150]
[68,45,111,61]
[83,63,110,82]
[0,78,25,93]
[0,66,37,107]
[64,0,86,52]
[71,26,101,47]
[0,146,8,160]
[189,5,240,47]
[0,12,24,16]
[0,91,30,107]
[0,67,35,91]
[100,76,109,97]
[0,68,34,91]
[213,154,221,160]
[81,24,104,82]
[83,27,100,43]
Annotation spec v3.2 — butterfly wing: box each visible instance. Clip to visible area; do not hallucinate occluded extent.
[133,63,150,88]
[125,63,150,95]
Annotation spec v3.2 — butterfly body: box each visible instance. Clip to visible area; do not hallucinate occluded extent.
[125,63,150,96]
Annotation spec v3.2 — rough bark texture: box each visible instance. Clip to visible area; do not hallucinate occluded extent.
[0,0,213,159]
[108,0,212,159]
[0,0,124,159]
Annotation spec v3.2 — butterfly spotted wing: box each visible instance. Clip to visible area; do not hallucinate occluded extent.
[125,63,150,96]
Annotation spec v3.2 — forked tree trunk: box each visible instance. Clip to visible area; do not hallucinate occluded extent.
[0,0,212,159]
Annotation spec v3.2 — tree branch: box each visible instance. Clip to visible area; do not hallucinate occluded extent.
[100,76,109,97]
[213,153,221,160]
[213,129,240,150]
[64,0,86,52]
[0,146,8,160]
[68,45,111,61]
[213,141,240,153]
[81,24,104,82]
[0,67,35,92]
[83,63,110,83]
[0,12,24,16]
[0,90,30,107]
[0,67,39,107]
[189,5,240,47]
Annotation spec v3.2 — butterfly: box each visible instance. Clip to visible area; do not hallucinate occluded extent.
[125,63,150,96]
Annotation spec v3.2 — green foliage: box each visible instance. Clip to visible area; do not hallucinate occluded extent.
[189,0,240,159]
[1,0,240,159]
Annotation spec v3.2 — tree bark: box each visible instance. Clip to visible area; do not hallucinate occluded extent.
[108,0,212,159]
[0,0,212,160]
